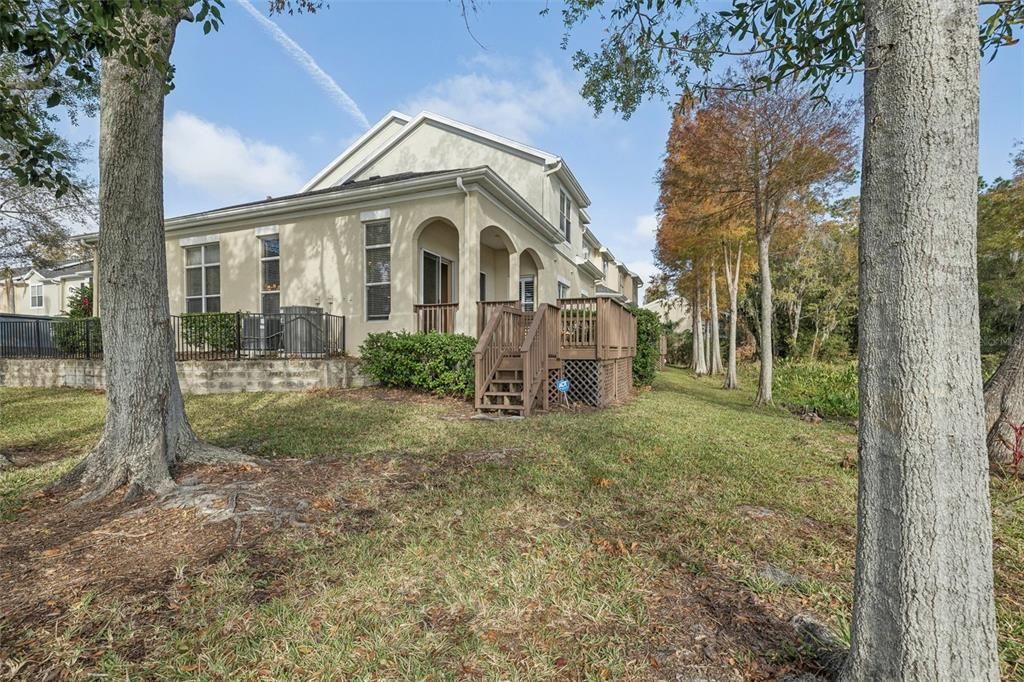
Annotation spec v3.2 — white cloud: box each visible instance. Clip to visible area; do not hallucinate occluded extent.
[164,112,304,201]
[403,55,585,143]
[633,213,657,239]
[234,0,369,129]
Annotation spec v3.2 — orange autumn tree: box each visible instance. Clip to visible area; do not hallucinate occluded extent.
[658,66,857,404]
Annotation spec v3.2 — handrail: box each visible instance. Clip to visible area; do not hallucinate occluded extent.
[473,305,527,407]
[519,303,559,416]
[414,302,458,334]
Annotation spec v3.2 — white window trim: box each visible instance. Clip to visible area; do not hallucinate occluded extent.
[559,189,572,242]
[364,219,391,321]
[260,236,281,313]
[180,234,221,247]
[519,274,536,312]
[419,248,456,305]
[29,283,43,309]
[360,208,391,222]
[184,244,220,313]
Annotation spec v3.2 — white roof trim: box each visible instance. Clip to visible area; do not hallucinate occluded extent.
[300,111,411,192]
[334,111,591,206]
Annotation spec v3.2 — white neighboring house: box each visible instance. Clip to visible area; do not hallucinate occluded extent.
[643,297,692,333]
[0,259,93,316]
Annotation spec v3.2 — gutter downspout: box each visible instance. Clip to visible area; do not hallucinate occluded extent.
[542,160,563,216]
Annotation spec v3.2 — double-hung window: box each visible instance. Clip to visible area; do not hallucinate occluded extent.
[185,244,220,312]
[557,281,571,299]
[29,284,43,309]
[365,220,391,320]
[559,190,572,241]
[260,237,281,315]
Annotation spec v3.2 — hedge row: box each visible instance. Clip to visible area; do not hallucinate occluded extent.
[359,332,476,399]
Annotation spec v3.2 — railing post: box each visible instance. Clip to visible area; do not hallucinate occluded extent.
[235,311,242,360]
[34,319,41,358]
[85,319,92,360]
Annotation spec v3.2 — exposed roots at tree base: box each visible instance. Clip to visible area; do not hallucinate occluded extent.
[56,437,260,505]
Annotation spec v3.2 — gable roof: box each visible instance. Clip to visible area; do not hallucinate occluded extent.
[300,110,411,192]
[304,110,591,207]
[9,259,92,283]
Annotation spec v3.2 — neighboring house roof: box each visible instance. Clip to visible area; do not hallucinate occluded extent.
[305,110,591,208]
[8,259,92,283]
[77,167,567,247]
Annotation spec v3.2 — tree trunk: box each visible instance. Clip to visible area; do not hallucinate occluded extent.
[789,299,802,356]
[723,245,741,389]
[692,277,708,375]
[753,233,773,405]
[845,0,998,678]
[63,7,237,501]
[709,268,723,375]
[983,308,1024,475]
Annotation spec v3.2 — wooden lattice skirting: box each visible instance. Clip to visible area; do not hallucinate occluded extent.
[548,358,633,408]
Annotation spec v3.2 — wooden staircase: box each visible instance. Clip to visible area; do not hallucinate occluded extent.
[473,303,559,416]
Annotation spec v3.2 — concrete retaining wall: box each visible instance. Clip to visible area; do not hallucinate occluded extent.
[0,358,374,394]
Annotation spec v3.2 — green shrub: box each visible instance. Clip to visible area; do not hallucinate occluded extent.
[359,332,476,399]
[773,361,859,418]
[181,313,237,352]
[54,283,101,355]
[53,317,102,355]
[632,307,661,387]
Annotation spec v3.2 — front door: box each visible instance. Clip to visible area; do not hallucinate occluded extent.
[422,250,454,304]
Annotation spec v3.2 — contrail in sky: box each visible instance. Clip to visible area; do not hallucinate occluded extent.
[234,0,370,129]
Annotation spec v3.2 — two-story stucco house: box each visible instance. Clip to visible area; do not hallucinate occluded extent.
[0,259,93,317]
[85,110,643,355]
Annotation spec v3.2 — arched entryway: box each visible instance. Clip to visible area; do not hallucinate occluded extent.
[519,248,543,312]
[414,218,460,333]
[479,225,515,303]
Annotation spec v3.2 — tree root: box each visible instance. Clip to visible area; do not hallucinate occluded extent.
[179,439,261,467]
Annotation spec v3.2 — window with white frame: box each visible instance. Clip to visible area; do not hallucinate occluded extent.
[260,237,280,314]
[365,220,391,320]
[557,281,570,299]
[519,275,535,312]
[479,272,487,302]
[185,244,220,312]
[559,190,572,242]
[29,283,43,308]
[602,257,609,277]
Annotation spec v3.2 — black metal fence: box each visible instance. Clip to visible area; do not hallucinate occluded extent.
[0,312,345,361]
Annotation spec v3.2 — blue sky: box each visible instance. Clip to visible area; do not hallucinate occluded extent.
[66,0,1024,283]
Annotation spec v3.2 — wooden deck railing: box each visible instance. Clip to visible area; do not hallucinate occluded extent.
[558,297,598,351]
[519,303,559,416]
[415,303,458,334]
[595,297,637,359]
[477,300,520,335]
[473,306,528,407]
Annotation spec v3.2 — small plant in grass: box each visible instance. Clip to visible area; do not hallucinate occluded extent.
[773,361,858,419]
[359,331,476,399]
[180,312,237,353]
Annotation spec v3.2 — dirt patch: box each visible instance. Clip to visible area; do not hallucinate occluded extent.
[314,386,475,416]
[0,449,505,678]
[641,564,833,681]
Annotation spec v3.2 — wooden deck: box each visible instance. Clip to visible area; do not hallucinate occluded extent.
[473,297,637,415]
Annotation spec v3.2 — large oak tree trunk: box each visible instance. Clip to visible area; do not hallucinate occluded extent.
[983,308,1024,475]
[845,0,999,678]
[753,234,773,405]
[64,7,237,501]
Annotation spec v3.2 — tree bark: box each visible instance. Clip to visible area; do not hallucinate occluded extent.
[723,244,741,389]
[753,233,773,405]
[709,268,724,375]
[983,308,1024,475]
[63,7,238,501]
[845,0,998,678]
[692,276,708,375]
[788,298,802,356]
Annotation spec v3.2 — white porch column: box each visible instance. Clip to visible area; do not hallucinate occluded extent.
[507,250,520,304]
[457,190,480,336]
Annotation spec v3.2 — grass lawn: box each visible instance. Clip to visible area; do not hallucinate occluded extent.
[1,369,1022,679]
